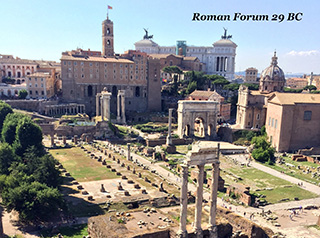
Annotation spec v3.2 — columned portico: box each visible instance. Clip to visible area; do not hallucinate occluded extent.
[177,143,220,238]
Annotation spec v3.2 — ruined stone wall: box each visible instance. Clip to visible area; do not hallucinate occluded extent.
[146,138,192,147]
[217,207,274,238]
[5,99,58,113]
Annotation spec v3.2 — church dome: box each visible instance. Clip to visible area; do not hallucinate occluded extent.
[259,52,285,93]
[260,52,285,82]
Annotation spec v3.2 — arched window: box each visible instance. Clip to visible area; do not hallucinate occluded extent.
[88,85,93,97]
[107,40,110,45]
[135,86,140,97]
[107,28,110,34]
[112,86,117,96]
[17,72,21,78]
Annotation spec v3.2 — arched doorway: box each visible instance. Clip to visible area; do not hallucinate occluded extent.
[88,85,93,97]
[184,125,190,137]
[194,117,205,138]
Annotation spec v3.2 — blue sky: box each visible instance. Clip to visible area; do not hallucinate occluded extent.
[1,0,319,74]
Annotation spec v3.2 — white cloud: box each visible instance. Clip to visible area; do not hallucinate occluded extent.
[287,50,320,56]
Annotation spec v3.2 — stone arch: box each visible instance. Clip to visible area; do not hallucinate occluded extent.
[135,86,140,97]
[184,124,190,137]
[194,117,205,138]
[112,86,117,96]
[177,100,218,140]
[88,85,93,97]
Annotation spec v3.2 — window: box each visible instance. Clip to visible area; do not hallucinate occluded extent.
[74,62,77,66]
[304,111,312,120]
[268,117,271,126]
[41,78,43,81]
[29,91,32,95]
[275,119,277,129]
[35,78,37,81]
[257,114,260,120]
[89,63,93,67]
[271,118,274,127]
[41,84,44,87]
[88,85,93,97]
[41,91,44,95]
[135,86,140,97]
[35,84,38,87]
[81,62,84,66]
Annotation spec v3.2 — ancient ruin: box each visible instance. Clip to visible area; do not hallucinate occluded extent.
[177,143,220,238]
[177,101,218,139]
[96,88,112,121]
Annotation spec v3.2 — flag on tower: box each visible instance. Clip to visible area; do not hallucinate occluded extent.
[108,5,113,9]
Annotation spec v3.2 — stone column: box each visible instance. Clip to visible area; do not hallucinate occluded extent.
[208,162,220,238]
[177,165,188,238]
[50,134,55,147]
[73,135,78,144]
[194,164,204,238]
[209,143,220,238]
[166,108,173,145]
[121,91,126,124]
[127,143,131,161]
[100,96,104,121]
[106,93,111,121]
[117,92,121,122]
[62,136,66,145]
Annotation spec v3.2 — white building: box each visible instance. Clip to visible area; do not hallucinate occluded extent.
[135,29,237,81]
[0,83,27,98]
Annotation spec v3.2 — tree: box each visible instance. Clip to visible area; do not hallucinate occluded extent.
[242,83,259,90]
[303,85,317,92]
[18,90,28,99]
[2,181,64,221]
[0,143,16,175]
[14,117,44,156]
[284,87,302,93]
[251,136,275,164]
[223,83,240,91]
[2,113,29,145]
[0,101,13,132]
[186,81,197,94]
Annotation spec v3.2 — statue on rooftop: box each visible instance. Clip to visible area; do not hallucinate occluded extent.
[143,28,153,39]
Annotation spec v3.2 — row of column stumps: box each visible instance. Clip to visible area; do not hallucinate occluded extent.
[177,143,220,238]
[50,135,67,147]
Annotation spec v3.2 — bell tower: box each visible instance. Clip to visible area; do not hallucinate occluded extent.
[102,16,114,57]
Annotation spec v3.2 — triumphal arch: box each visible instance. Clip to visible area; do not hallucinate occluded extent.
[177,143,220,238]
[177,100,218,139]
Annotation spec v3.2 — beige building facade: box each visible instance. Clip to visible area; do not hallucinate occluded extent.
[236,52,285,129]
[61,16,161,117]
[244,67,258,84]
[266,93,320,152]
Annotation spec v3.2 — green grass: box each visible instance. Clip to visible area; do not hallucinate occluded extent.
[40,224,88,238]
[308,224,320,230]
[262,156,320,185]
[221,164,318,204]
[258,186,318,204]
[67,200,105,217]
[49,147,119,182]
